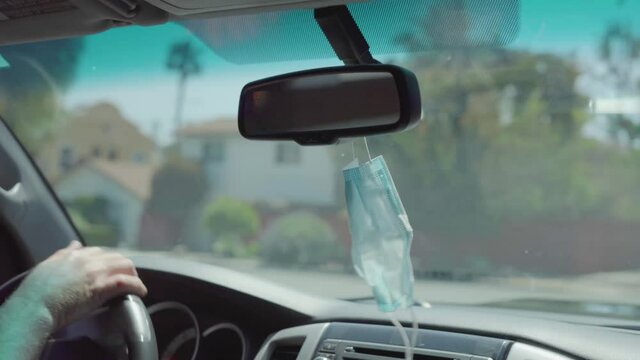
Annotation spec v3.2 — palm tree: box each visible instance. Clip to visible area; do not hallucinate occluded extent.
[598,23,640,147]
[166,41,202,132]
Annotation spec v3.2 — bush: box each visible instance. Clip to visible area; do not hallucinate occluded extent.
[203,197,259,238]
[65,196,119,247]
[147,157,207,220]
[66,196,110,223]
[68,208,118,247]
[259,212,343,268]
[211,235,260,258]
[203,197,260,257]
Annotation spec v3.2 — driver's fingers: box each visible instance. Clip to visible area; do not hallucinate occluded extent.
[57,246,105,265]
[74,246,106,259]
[101,255,138,276]
[68,240,82,249]
[82,252,138,280]
[49,240,83,260]
[94,273,148,303]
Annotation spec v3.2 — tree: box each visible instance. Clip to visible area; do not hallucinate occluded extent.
[146,156,208,241]
[388,1,582,236]
[0,38,84,153]
[166,41,202,132]
[202,197,260,257]
[259,212,343,268]
[368,48,585,238]
[65,196,119,247]
[597,23,640,147]
[480,90,600,219]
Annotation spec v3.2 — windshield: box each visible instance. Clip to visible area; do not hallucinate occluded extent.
[2,0,640,321]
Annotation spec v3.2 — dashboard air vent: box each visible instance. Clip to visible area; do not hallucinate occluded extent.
[345,347,452,360]
[270,344,303,360]
[332,341,492,360]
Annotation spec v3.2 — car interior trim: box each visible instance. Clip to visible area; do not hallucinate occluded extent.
[202,322,248,360]
[148,301,201,360]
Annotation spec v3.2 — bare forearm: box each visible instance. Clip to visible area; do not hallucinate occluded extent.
[0,289,54,360]
[0,243,147,359]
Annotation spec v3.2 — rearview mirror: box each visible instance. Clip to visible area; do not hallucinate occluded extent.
[238,65,422,145]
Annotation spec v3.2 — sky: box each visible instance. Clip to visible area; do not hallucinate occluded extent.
[64,22,341,143]
[61,0,640,144]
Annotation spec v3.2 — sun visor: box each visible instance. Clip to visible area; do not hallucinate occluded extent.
[0,0,167,46]
[144,0,358,16]
[180,0,520,64]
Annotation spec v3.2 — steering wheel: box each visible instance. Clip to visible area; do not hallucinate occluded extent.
[0,271,158,360]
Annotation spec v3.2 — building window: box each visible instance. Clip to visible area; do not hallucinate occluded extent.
[202,140,225,163]
[132,152,146,163]
[107,149,118,160]
[92,147,102,158]
[275,143,301,164]
[59,145,74,171]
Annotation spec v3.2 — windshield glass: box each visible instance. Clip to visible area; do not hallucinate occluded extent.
[2,0,640,321]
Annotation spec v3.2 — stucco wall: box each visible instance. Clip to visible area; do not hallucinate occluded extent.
[55,168,144,247]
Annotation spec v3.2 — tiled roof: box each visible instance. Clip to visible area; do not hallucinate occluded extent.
[59,160,156,200]
[176,118,238,137]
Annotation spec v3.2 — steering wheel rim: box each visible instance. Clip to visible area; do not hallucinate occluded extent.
[0,271,158,360]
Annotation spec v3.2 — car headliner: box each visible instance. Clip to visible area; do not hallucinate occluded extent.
[0,0,355,46]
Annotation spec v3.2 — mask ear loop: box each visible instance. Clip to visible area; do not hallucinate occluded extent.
[389,313,413,360]
[410,307,418,351]
[363,137,372,161]
[388,308,419,360]
[352,138,372,162]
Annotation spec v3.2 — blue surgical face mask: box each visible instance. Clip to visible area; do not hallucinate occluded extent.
[343,155,415,312]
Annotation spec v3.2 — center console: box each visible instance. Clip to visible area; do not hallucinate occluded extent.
[255,322,573,360]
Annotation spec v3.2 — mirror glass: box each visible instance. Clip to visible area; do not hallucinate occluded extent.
[241,71,401,136]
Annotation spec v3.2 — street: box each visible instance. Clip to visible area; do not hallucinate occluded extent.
[125,250,640,309]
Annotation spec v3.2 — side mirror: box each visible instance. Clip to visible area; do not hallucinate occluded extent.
[238,64,422,145]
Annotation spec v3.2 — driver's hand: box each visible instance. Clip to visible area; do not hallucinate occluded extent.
[16,241,147,331]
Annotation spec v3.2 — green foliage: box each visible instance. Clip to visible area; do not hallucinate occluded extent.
[65,196,119,247]
[211,235,260,258]
[166,41,202,75]
[481,91,599,219]
[67,196,110,223]
[598,23,640,147]
[202,197,260,258]
[259,212,343,268]
[166,41,202,127]
[146,156,207,221]
[0,38,84,91]
[0,39,84,153]
[373,46,640,242]
[203,197,260,239]
[368,48,621,238]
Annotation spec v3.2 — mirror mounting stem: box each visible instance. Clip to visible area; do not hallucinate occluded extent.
[314,5,380,65]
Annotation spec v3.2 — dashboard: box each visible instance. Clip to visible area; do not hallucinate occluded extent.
[256,322,572,360]
[138,258,308,360]
[133,255,640,360]
[148,301,249,360]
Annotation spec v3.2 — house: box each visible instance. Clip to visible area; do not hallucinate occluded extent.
[176,118,337,207]
[37,102,157,181]
[54,160,155,247]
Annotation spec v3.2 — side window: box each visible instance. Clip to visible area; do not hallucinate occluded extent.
[202,139,225,163]
[132,152,146,163]
[275,143,301,165]
[59,145,74,171]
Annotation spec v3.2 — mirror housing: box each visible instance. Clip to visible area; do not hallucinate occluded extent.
[238,64,422,145]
